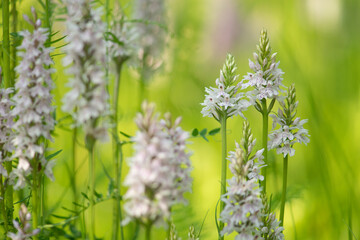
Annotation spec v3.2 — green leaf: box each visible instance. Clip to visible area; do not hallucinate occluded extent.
[51,214,70,219]
[208,128,220,136]
[81,192,89,201]
[120,131,132,138]
[45,149,62,161]
[199,128,208,142]
[191,128,199,137]
[94,190,103,200]
[61,206,78,214]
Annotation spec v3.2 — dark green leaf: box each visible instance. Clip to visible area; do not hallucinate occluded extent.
[81,192,89,200]
[45,150,62,161]
[208,128,220,136]
[191,128,199,137]
[120,131,132,138]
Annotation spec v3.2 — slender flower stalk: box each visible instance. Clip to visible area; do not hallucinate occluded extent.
[62,0,109,238]
[201,54,250,238]
[106,8,135,239]
[10,0,18,83]
[268,84,310,226]
[242,30,285,193]
[123,102,192,237]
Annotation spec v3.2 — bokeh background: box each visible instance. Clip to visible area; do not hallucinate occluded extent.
[2,0,360,239]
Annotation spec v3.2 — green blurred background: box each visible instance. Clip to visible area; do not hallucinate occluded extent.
[2,0,360,239]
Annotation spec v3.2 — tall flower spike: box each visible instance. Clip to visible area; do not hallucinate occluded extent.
[8,204,40,240]
[107,5,137,67]
[201,54,250,121]
[242,30,285,103]
[268,84,310,157]
[62,0,109,141]
[133,0,166,80]
[0,88,15,178]
[260,195,284,240]
[11,9,55,189]
[123,102,192,226]
[220,121,265,239]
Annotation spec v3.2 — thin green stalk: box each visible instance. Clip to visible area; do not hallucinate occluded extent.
[145,224,152,240]
[32,159,39,240]
[112,62,125,240]
[88,141,96,240]
[0,174,9,234]
[279,154,288,227]
[261,99,268,194]
[11,0,17,83]
[139,53,148,108]
[3,0,14,230]
[139,72,146,108]
[72,128,78,216]
[348,200,352,240]
[41,175,45,227]
[3,0,12,88]
[219,115,227,240]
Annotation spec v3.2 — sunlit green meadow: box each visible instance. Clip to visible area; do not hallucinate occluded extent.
[1,0,360,239]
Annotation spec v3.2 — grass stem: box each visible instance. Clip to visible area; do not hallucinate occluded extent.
[0,174,9,234]
[88,142,96,240]
[72,127,78,219]
[32,158,39,240]
[280,154,288,226]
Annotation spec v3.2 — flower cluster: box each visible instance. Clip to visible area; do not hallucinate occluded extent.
[268,84,310,157]
[133,0,166,80]
[260,195,284,240]
[188,226,199,240]
[8,204,40,240]
[11,9,55,189]
[0,88,14,177]
[123,102,192,226]
[107,7,137,67]
[242,30,285,103]
[62,0,109,141]
[201,54,250,121]
[220,121,265,239]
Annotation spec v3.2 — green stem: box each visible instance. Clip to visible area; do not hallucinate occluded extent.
[72,128,78,217]
[139,73,146,108]
[0,174,9,234]
[145,224,152,240]
[261,99,268,194]
[279,154,288,227]
[11,0,17,83]
[3,0,14,231]
[348,199,352,240]
[112,63,125,240]
[88,141,96,240]
[3,0,12,88]
[32,159,39,240]
[219,115,227,240]
[40,175,45,228]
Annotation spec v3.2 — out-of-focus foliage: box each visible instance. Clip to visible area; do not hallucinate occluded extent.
[1,0,359,239]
